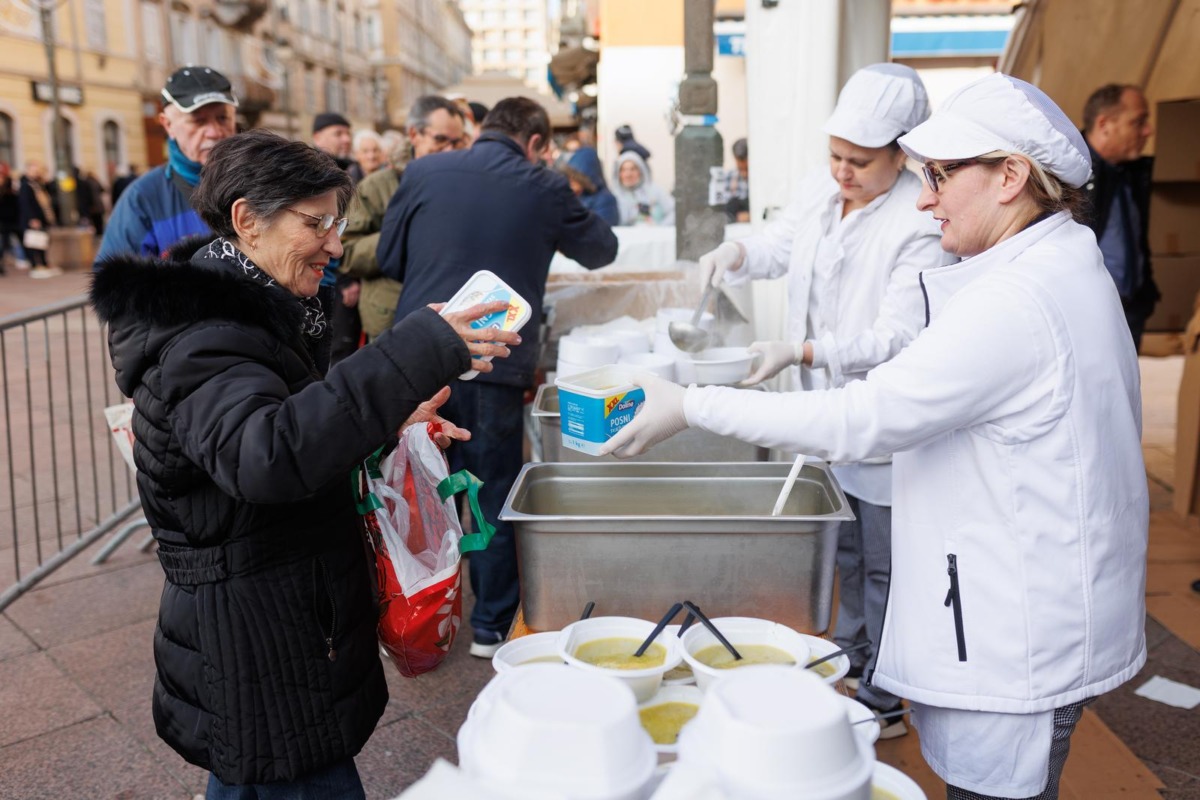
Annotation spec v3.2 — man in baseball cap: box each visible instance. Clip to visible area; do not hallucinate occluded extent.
[95,66,238,266]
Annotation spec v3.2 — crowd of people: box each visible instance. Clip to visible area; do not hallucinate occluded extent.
[78,54,1172,800]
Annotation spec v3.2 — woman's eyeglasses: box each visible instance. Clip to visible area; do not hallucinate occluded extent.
[921,159,980,193]
[288,208,349,238]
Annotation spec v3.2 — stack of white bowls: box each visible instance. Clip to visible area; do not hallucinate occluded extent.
[558,334,621,379]
[674,666,877,799]
[458,663,659,800]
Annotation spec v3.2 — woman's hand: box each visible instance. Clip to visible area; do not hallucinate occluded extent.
[401,386,470,449]
[430,301,522,374]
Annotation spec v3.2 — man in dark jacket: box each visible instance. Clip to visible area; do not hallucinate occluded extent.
[1081,84,1158,349]
[378,96,617,656]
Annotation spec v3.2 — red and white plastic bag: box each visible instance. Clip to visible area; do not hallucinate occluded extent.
[355,425,493,677]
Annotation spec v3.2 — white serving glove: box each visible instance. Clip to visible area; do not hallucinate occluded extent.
[697,242,745,289]
[598,372,689,459]
[741,340,805,386]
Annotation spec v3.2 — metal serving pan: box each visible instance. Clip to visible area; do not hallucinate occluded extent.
[531,384,768,463]
[500,461,854,633]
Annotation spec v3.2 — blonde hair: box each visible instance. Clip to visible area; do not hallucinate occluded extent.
[930,150,1085,222]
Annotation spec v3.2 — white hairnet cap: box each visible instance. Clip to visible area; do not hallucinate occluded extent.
[898,73,1092,188]
[822,63,931,148]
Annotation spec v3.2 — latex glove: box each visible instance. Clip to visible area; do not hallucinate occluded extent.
[697,242,744,289]
[598,372,689,458]
[741,340,804,386]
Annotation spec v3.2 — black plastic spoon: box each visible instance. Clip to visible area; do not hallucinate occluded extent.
[580,601,596,620]
[805,640,871,671]
[633,602,683,658]
[682,600,742,661]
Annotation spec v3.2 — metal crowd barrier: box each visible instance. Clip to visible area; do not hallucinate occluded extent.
[0,296,145,613]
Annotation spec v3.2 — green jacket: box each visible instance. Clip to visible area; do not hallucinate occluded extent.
[341,165,403,338]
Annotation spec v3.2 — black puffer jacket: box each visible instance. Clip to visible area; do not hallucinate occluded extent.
[90,240,469,784]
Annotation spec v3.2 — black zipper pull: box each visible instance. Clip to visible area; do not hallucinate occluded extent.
[326,638,337,662]
[945,554,957,606]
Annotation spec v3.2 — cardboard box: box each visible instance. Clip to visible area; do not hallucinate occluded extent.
[1174,307,1200,517]
[1153,99,1200,182]
[1149,184,1200,255]
[1145,255,1200,333]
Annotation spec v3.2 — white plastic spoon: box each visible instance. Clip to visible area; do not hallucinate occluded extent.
[771,454,806,517]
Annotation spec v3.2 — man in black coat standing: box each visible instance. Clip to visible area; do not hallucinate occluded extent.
[378,97,617,656]
[1081,84,1158,349]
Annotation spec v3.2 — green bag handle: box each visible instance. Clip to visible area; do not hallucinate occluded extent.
[438,470,496,554]
[352,447,495,554]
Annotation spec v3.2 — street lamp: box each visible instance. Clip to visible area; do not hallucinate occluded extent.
[16,0,76,224]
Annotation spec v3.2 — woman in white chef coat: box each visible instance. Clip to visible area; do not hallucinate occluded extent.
[698,63,955,729]
[605,73,1148,800]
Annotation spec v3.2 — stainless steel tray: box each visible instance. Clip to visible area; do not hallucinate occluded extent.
[532,384,768,463]
[500,461,854,633]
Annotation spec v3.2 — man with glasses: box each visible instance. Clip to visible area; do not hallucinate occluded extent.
[377,96,617,659]
[95,67,238,265]
[340,96,466,342]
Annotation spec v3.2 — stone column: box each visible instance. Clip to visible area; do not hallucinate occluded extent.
[675,0,724,262]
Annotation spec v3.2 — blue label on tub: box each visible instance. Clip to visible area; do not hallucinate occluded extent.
[559,386,646,456]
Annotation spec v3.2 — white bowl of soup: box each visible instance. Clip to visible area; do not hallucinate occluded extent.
[680,616,811,692]
[800,634,852,686]
[559,616,685,703]
[637,684,703,755]
[491,631,564,673]
[872,762,927,799]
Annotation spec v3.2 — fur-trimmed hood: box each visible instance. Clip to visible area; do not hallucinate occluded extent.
[91,238,310,397]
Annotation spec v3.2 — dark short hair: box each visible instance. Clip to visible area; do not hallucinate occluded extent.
[732,138,748,160]
[193,129,353,239]
[1082,84,1138,133]
[407,95,463,131]
[312,111,351,134]
[468,101,490,124]
[481,97,551,149]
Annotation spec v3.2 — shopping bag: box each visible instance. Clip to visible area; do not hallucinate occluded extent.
[354,424,495,677]
[104,401,136,470]
[22,229,49,250]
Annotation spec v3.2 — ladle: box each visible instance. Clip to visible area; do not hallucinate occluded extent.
[682,600,742,661]
[667,282,716,353]
[853,707,912,725]
[805,640,871,671]
[633,602,683,658]
[771,454,807,517]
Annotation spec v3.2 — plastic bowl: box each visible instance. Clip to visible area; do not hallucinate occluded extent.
[637,684,704,755]
[689,347,755,386]
[491,631,564,673]
[618,352,677,382]
[842,694,880,746]
[676,666,874,798]
[800,634,852,687]
[457,663,658,800]
[680,616,811,692]
[660,625,695,686]
[872,762,928,799]
[559,616,684,703]
[559,334,621,367]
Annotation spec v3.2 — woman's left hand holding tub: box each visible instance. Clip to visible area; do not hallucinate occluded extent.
[431,300,522,374]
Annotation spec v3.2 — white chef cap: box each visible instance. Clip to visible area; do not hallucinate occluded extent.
[898,73,1092,188]
[822,63,931,148]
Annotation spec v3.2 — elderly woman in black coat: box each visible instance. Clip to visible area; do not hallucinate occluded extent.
[91,129,519,799]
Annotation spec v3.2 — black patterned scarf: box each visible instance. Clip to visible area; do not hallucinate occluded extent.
[203,237,327,338]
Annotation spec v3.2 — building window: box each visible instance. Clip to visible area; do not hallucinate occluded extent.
[0,113,14,167]
[304,67,316,113]
[141,2,163,63]
[525,8,539,24]
[505,47,520,62]
[84,0,107,50]
[102,120,122,175]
